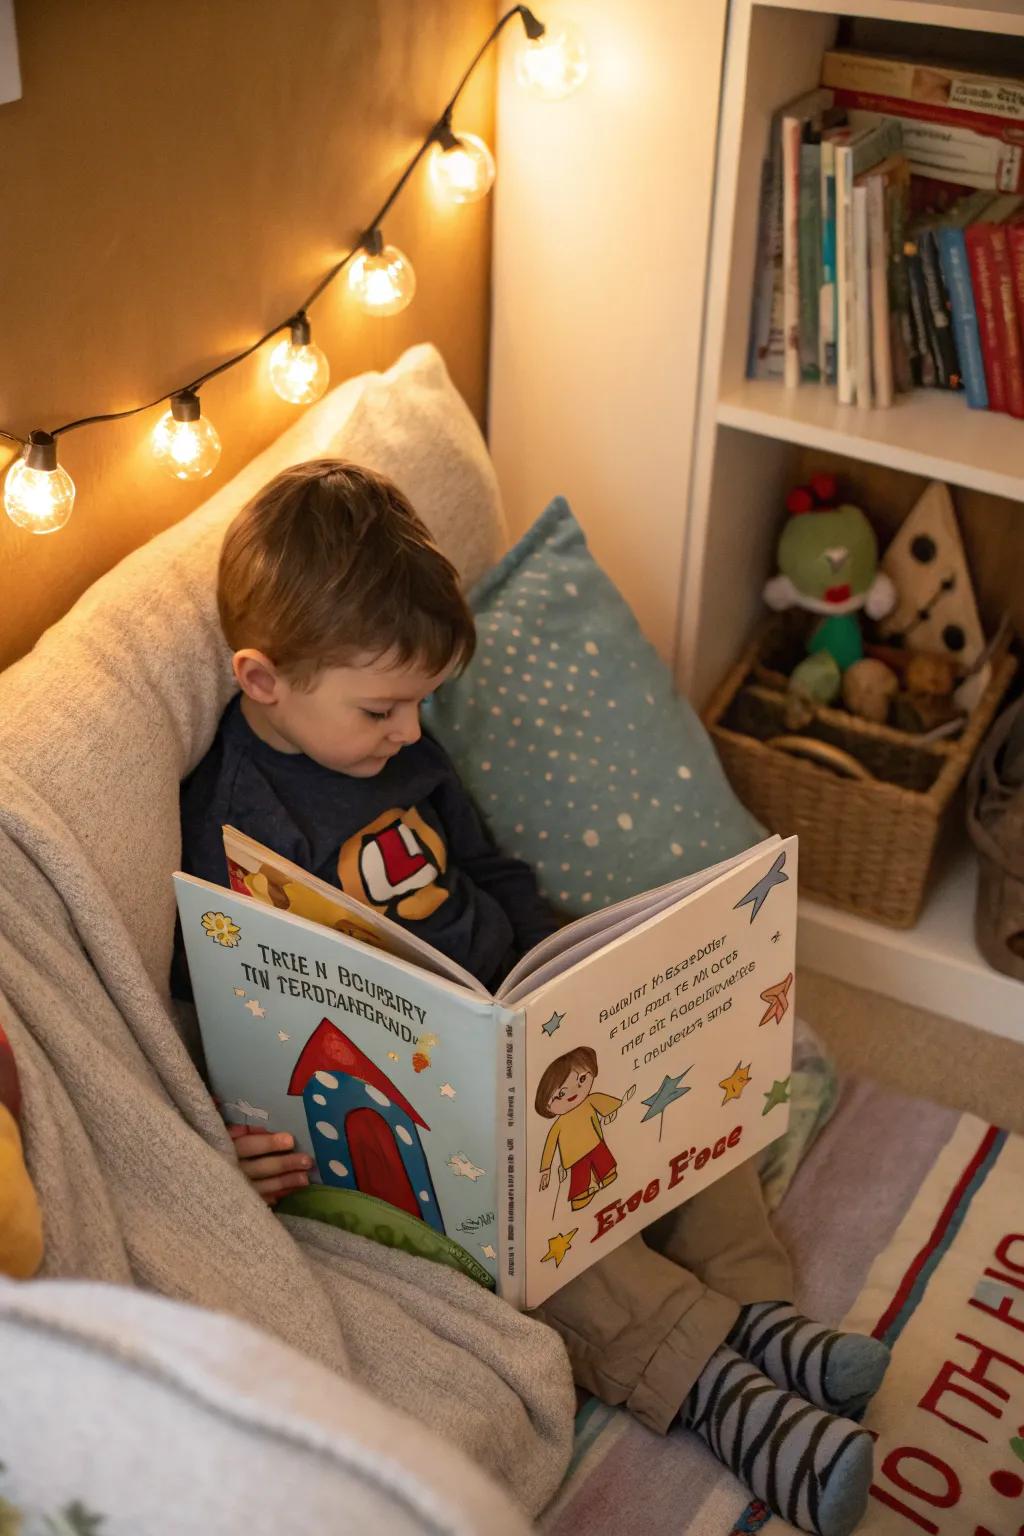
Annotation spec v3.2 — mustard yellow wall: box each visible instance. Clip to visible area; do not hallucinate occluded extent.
[0,0,495,668]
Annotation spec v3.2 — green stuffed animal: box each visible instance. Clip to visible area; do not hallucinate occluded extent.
[763,475,896,702]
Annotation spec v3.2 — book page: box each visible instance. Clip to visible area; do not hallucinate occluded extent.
[518,839,798,1311]
[175,873,504,1289]
[497,838,780,1000]
[222,825,487,997]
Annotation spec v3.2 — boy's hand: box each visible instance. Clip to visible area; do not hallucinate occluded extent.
[228,1124,313,1204]
[539,1169,551,1191]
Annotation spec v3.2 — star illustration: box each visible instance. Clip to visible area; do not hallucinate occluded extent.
[541,1229,579,1268]
[641,1068,693,1141]
[541,1010,565,1037]
[233,987,246,997]
[481,1243,497,1261]
[244,999,266,1018]
[387,1051,400,1062]
[759,973,793,1027]
[439,1082,457,1098]
[734,851,788,924]
[762,1077,791,1116]
[719,1061,752,1105]
[277,1030,290,1043]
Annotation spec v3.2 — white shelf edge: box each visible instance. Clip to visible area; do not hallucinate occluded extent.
[751,0,1024,35]
[797,844,1024,1042]
[717,387,1024,503]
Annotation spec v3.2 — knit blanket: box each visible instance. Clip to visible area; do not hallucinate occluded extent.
[544,1080,1023,1535]
[0,496,574,1523]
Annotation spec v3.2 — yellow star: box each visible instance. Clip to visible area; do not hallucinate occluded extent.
[719,1061,752,1105]
[541,1229,579,1268]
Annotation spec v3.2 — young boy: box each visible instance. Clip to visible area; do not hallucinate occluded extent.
[180,460,887,1536]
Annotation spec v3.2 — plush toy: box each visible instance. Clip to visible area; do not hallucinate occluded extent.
[764,475,897,701]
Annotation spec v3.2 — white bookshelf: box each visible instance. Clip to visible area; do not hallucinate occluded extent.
[677,0,1024,1039]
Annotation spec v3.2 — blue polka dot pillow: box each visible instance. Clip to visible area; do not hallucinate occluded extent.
[423,497,763,916]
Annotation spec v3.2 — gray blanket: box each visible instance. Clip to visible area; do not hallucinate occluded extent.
[0,478,574,1519]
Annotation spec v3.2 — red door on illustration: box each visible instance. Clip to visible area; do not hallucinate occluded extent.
[346,1107,421,1219]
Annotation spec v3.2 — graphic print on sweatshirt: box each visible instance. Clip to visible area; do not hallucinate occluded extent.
[338,806,451,922]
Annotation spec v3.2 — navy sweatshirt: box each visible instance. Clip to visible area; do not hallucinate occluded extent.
[178,696,558,991]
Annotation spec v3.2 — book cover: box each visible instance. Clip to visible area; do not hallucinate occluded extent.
[819,138,838,383]
[916,227,962,390]
[866,172,893,407]
[798,139,823,382]
[782,115,803,388]
[835,137,857,404]
[1008,215,1024,342]
[966,217,1009,412]
[881,156,914,392]
[904,238,937,389]
[846,107,1023,194]
[933,191,996,409]
[984,195,1024,418]
[821,51,1024,131]
[175,832,797,1311]
[853,184,873,408]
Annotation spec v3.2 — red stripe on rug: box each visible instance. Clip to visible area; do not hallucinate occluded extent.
[871,1125,1001,1341]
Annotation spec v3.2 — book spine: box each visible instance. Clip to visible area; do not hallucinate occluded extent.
[904,240,936,388]
[835,144,857,404]
[936,226,989,408]
[798,141,822,381]
[820,139,837,384]
[497,1005,526,1309]
[1009,223,1024,338]
[886,170,914,392]
[847,108,1023,193]
[966,222,1008,411]
[989,224,1024,417]
[782,117,802,388]
[746,155,776,379]
[827,82,1024,143]
[853,184,873,407]
[866,175,893,407]
[918,229,962,390]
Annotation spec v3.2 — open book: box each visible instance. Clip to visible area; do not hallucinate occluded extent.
[174,828,797,1310]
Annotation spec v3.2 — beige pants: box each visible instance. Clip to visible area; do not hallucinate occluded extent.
[534,1160,793,1433]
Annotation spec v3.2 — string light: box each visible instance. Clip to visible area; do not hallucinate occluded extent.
[3,432,76,535]
[151,391,222,480]
[347,228,417,317]
[2,6,585,532]
[430,125,496,205]
[269,314,331,404]
[514,18,588,99]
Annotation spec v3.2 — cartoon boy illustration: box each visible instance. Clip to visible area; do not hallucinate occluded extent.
[536,1046,635,1212]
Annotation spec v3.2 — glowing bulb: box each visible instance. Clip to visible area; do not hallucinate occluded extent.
[347,230,416,317]
[4,431,76,534]
[429,131,496,205]
[151,391,221,480]
[515,20,588,100]
[269,314,330,404]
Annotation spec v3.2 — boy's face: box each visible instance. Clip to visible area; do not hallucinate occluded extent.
[546,1065,595,1116]
[236,649,452,776]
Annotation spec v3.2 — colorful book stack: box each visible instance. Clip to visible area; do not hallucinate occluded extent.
[747,51,1024,419]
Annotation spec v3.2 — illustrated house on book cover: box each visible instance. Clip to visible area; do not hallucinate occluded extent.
[288,1019,444,1234]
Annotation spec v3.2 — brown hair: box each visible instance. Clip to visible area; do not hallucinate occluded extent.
[217,459,476,683]
[534,1046,598,1118]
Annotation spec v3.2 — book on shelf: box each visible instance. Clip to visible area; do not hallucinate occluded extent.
[866,171,893,408]
[915,223,962,391]
[964,209,1007,411]
[852,183,873,408]
[174,825,797,1311]
[834,118,903,406]
[903,234,936,389]
[931,191,995,410]
[819,138,838,384]
[821,50,1024,142]
[965,195,1024,417]
[847,106,1023,194]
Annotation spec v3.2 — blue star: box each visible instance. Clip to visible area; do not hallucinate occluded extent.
[541,1010,565,1037]
[733,851,788,924]
[641,1068,692,1128]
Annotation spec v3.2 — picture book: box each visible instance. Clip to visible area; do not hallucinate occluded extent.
[174,828,798,1311]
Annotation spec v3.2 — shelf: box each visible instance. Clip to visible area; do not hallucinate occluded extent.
[755,0,1024,34]
[717,381,1024,502]
[796,841,1023,1041]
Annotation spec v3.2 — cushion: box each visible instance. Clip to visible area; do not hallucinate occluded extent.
[0,343,504,994]
[424,497,764,915]
[0,1278,532,1536]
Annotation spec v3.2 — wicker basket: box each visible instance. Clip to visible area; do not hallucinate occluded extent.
[704,627,1016,928]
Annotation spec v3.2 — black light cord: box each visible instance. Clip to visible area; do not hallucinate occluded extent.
[4,4,544,450]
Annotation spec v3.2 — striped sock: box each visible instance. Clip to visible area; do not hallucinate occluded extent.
[729,1302,890,1416]
[682,1345,872,1536]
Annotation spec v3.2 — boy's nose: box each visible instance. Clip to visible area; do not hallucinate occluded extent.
[389,707,420,746]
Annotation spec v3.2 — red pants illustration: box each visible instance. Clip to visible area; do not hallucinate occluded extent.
[569,1139,617,1209]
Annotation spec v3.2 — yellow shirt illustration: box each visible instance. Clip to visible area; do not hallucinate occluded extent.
[539,1092,622,1173]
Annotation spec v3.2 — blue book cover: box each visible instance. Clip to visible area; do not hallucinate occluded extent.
[175,831,797,1310]
[936,225,989,409]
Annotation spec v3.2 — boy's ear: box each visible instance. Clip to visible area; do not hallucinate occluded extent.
[233,649,282,704]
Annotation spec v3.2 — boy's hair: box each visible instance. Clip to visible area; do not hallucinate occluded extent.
[535,1046,598,1118]
[217,459,476,683]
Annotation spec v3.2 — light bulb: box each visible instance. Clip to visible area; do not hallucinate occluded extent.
[347,230,416,317]
[4,431,76,534]
[429,131,496,205]
[269,314,330,404]
[515,20,588,100]
[151,391,221,480]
